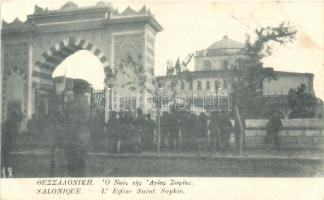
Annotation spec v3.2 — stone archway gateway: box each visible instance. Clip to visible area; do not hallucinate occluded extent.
[1,2,162,123]
[33,37,109,89]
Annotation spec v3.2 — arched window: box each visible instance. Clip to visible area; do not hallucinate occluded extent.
[222,59,229,70]
[214,80,221,90]
[203,60,212,71]
[180,81,185,90]
[189,81,193,90]
[206,81,210,90]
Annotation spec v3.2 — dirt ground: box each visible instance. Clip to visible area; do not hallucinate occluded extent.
[7,149,324,178]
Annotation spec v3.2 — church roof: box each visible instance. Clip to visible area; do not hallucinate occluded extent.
[157,69,313,80]
[60,1,79,10]
[207,35,244,49]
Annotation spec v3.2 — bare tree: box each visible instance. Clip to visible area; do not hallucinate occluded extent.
[165,54,194,105]
[230,22,297,154]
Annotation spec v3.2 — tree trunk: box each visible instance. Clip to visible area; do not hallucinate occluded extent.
[157,108,161,153]
[234,103,244,155]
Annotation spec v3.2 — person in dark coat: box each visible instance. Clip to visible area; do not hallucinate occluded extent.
[218,112,233,152]
[143,114,156,151]
[64,79,91,177]
[181,112,193,150]
[265,110,283,150]
[208,112,221,151]
[160,112,169,150]
[168,107,180,151]
[187,113,197,150]
[49,111,66,177]
[134,108,146,151]
[118,111,134,152]
[125,111,136,151]
[1,110,22,169]
[107,111,118,153]
[117,112,126,152]
[195,113,208,150]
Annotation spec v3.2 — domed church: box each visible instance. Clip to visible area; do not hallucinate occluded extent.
[195,35,245,71]
[157,36,315,117]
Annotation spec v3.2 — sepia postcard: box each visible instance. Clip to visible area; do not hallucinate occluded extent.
[0,0,324,199]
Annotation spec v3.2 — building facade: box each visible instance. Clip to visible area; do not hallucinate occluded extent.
[157,36,315,117]
[1,2,162,124]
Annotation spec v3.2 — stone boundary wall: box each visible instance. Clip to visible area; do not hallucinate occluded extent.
[244,118,324,148]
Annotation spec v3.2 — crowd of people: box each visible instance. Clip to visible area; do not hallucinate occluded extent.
[106,107,238,153]
[1,78,284,177]
[107,109,156,153]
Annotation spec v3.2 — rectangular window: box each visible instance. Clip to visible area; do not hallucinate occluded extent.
[181,81,185,90]
[197,81,202,90]
[223,80,227,89]
[206,81,210,89]
[189,81,193,90]
[215,80,220,90]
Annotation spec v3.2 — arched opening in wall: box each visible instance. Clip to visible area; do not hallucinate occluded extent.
[34,50,106,120]
[203,60,212,71]
[51,50,105,117]
[32,38,110,121]
[222,59,229,70]
[52,50,105,88]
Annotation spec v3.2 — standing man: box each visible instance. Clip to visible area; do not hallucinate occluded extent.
[1,110,23,169]
[124,111,135,152]
[134,108,146,151]
[181,112,192,150]
[144,114,157,151]
[265,110,283,150]
[49,111,66,177]
[196,113,208,151]
[208,112,221,151]
[218,112,233,152]
[64,79,91,177]
[160,112,169,150]
[117,112,126,152]
[168,107,180,151]
[107,111,118,153]
[187,113,197,151]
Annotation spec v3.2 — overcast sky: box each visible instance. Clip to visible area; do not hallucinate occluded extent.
[1,0,323,99]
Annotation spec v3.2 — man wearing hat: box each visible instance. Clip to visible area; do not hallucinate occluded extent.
[265,109,283,150]
[64,79,91,177]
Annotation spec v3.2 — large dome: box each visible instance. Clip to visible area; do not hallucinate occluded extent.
[60,1,79,10]
[207,35,244,49]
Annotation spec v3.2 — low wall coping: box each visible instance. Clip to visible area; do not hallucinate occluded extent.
[245,118,324,129]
